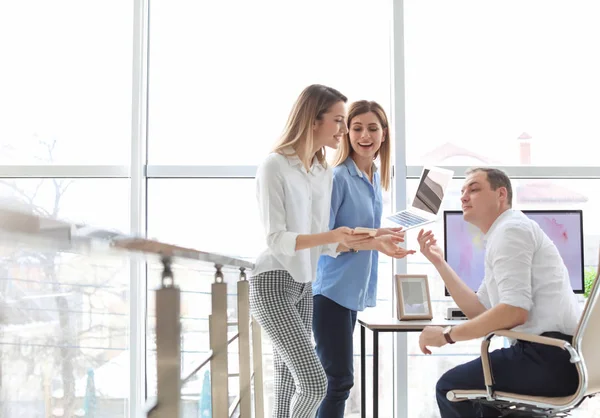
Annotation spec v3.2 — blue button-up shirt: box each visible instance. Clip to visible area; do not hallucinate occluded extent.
[313,157,383,311]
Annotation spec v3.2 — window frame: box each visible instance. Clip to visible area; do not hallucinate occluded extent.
[3,0,598,416]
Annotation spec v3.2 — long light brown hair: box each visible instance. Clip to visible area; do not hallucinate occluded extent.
[273,84,347,168]
[332,100,392,190]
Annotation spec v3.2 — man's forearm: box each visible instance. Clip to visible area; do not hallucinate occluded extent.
[451,304,528,342]
[433,260,487,319]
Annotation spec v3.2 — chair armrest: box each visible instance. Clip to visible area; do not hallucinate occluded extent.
[492,330,569,349]
[479,329,575,401]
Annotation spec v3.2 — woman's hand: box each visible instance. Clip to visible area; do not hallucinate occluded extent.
[330,226,353,242]
[330,227,374,248]
[375,235,416,258]
[376,227,405,242]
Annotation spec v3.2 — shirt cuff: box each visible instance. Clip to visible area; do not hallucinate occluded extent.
[279,232,300,256]
[499,294,533,312]
[321,242,340,258]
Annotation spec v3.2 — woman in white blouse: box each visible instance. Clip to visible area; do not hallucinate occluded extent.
[252,84,372,418]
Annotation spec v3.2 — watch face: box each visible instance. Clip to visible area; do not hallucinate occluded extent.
[444,326,452,334]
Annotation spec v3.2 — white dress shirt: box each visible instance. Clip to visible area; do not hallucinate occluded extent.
[253,150,338,283]
[477,209,581,336]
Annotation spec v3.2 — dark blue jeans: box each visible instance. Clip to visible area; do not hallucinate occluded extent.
[437,332,579,418]
[312,295,357,418]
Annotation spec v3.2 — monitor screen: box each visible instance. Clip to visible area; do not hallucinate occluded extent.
[443,210,584,295]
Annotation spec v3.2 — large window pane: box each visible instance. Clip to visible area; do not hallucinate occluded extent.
[147,179,262,414]
[0,179,131,233]
[0,179,130,418]
[404,1,600,166]
[404,178,600,269]
[147,179,259,260]
[145,262,242,416]
[347,187,395,418]
[147,179,396,416]
[0,2,133,165]
[404,178,600,417]
[148,0,391,165]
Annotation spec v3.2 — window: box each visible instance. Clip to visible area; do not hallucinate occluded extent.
[147,0,392,165]
[147,178,397,416]
[346,187,395,418]
[145,261,243,415]
[403,3,600,412]
[0,179,130,232]
[0,179,130,418]
[0,1,133,165]
[404,0,600,166]
[147,0,396,403]
[146,180,256,412]
[147,179,260,260]
[404,178,600,268]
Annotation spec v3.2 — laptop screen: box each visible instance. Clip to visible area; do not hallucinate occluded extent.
[412,167,453,215]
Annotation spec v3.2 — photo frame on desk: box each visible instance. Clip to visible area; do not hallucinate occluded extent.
[394,274,433,320]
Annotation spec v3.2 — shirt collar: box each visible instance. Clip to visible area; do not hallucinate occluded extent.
[344,157,378,178]
[283,147,325,174]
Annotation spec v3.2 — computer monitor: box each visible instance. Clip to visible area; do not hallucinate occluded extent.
[443,210,584,296]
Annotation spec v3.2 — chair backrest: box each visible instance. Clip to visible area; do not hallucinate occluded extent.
[574,254,600,397]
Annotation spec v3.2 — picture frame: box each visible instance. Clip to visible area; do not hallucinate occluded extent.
[394,274,433,320]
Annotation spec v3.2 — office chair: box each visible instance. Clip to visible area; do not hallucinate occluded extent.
[446,261,600,417]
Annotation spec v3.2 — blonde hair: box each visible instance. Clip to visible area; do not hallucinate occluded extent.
[273,84,347,168]
[332,100,392,191]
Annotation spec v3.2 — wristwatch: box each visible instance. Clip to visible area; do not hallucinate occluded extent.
[443,326,455,344]
[348,248,358,253]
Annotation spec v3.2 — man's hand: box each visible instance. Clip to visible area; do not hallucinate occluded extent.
[375,235,416,258]
[417,229,444,265]
[419,326,447,354]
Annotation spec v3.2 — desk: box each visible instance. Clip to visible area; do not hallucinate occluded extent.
[358,315,464,418]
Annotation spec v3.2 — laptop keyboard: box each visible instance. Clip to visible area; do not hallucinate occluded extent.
[388,211,429,227]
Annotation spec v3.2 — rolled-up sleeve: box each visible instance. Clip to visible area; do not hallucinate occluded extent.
[476,279,492,310]
[321,171,343,258]
[321,242,340,257]
[256,160,298,256]
[491,226,534,311]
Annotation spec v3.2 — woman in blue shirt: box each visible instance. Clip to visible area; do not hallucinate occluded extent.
[312,100,415,417]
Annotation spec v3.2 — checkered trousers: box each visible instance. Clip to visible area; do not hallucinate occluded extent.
[250,270,327,418]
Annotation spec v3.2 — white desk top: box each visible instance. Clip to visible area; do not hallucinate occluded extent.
[357,313,465,331]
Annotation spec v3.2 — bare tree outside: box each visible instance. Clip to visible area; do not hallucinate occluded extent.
[0,139,129,418]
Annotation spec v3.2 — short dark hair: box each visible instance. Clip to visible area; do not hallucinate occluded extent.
[466,167,513,207]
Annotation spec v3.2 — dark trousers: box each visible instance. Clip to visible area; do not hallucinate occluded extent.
[312,295,358,418]
[437,332,579,418]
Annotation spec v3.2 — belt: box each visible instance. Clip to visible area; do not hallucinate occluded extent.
[540,331,573,344]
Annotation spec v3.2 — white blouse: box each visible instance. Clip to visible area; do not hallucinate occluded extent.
[253,151,338,283]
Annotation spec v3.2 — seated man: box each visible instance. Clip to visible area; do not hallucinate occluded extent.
[417,167,581,418]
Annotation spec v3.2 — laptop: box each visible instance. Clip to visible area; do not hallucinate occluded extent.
[386,166,454,230]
